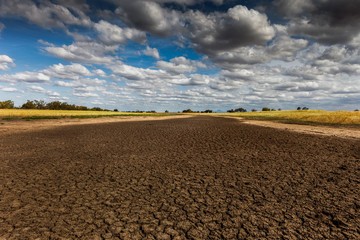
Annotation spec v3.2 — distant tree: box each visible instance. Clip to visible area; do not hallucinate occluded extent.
[21,100,37,109]
[227,109,235,113]
[91,107,103,111]
[114,109,119,112]
[355,109,359,112]
[204,109,212,113]
[0,100,14,109]
[302,107,309,110]
[262,107,270,111]
[235,107,247,112]
[182,109,193,113]
[76,106,88,110]
[46,101,62,110]
[165,110,169,113]
[297,107,301,110]
[251,109,257,112]
[271,108,276,111]
[278,108,282,111]
[33,100,46,109]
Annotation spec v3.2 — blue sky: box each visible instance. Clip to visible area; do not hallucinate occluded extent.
[0,0,359,111]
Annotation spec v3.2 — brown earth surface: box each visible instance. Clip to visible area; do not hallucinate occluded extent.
[0,116,359,239]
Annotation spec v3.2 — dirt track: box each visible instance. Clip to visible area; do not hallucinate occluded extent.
[1,116,359,239]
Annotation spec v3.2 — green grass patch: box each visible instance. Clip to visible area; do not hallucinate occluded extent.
[22,116,66,120]
[2,117,17,121]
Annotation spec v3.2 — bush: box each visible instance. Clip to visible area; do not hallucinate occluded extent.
[262,107,270,111]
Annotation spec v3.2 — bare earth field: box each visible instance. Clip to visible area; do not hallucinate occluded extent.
[1,116,359,239]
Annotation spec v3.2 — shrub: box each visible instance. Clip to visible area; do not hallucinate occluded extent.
[262,107,270,111]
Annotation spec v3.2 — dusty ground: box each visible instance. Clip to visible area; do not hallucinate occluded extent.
[0,116,359,239]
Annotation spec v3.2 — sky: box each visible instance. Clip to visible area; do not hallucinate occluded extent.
[0,0,359,112]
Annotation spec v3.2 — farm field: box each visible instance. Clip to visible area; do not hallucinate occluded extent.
[216,110,360,125]
[1,116,359,239]
[1,109,359,125]
[0,109,176,120]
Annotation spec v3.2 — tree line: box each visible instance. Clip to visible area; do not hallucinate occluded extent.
[0,100,110,111]
[182,109,213,113]
[227,107,311,112]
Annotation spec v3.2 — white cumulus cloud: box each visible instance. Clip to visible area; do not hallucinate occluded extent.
[0,55,15,70]
[94,20,147,45]
[156,56,206,74]
[43,63,92,80]
[142,46,160,59]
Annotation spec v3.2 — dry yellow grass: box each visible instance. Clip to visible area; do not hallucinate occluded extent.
[1,109,359,125]
[0,109,169,118]
[217,110,360,125]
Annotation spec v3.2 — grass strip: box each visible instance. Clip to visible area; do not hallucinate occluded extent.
[22,116,66,120]
[1,113,180,121]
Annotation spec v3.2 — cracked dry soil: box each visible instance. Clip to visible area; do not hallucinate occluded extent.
[1,116,359,239]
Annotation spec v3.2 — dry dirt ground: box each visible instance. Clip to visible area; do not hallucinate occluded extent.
[0,116,359,239]
[230,117,360,140]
